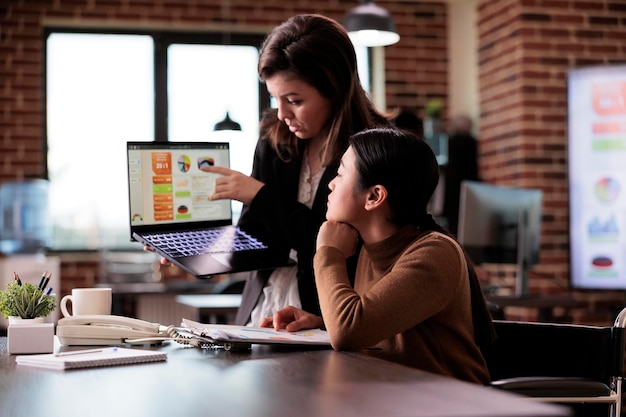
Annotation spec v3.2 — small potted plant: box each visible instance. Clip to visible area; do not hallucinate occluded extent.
[0,273,56,323]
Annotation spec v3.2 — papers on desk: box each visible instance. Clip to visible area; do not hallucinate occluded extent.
[15,347,167,370]
[180,319,331,347]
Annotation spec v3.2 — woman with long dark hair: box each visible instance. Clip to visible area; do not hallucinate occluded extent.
[203,14,390,325]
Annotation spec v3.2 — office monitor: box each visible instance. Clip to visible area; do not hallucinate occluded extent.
[457,181,543,297]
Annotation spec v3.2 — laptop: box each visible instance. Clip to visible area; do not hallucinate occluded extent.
[126,141,289,278]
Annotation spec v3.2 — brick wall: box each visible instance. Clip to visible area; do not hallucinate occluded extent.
[2,0,626,325]
[0,0,446,185]
[477,0,626,323]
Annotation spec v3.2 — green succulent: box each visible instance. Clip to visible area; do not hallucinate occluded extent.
[0,282,57,319]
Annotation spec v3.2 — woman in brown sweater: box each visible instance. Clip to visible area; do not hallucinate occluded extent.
[261,127,495,385]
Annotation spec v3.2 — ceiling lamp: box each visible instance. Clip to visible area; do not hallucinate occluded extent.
[342,0,400,47]
[214,111,241,131]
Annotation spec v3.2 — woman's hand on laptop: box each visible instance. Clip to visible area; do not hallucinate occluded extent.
[203,166,264,206]
[143,246,173,266]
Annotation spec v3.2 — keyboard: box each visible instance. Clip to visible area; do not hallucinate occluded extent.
[142,227,268,258]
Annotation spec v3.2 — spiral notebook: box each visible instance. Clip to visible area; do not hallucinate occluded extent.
[180,319,331,346]
[15,347,167,370]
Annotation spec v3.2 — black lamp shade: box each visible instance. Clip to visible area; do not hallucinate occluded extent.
[214,111,242,131]
[342,0,400,47]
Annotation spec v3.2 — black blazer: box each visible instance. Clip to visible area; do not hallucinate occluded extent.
[235,138,355,325]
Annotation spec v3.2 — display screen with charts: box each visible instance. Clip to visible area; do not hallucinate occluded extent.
[568,64,626,289]
[126,141,290,278]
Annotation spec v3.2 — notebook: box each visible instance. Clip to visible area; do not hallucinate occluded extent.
[16,347,167,370]
[127,141,289,278]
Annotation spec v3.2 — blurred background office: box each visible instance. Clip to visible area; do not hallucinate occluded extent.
[443,114,479,236]
[2,0,626,326]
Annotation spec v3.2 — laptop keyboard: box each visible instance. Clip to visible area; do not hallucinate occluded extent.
[143,228,268,259]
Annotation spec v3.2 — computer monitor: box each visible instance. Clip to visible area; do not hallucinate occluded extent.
[457,181,543,297]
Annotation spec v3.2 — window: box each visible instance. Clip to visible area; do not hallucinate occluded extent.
[46,33,154,250]
[168,44,261,220]
[46,29,370,251]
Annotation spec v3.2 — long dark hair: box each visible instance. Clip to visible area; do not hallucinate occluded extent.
[350,127,496,350]
[258,14,389,165]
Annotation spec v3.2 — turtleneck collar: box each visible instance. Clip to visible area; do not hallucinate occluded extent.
[362,224,426,272]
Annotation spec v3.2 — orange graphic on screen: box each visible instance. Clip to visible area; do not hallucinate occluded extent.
[592,121,626,134]
[592,82,626,116]
[152,175,172,185]
[153,194,172,202]
[152,152,172,175]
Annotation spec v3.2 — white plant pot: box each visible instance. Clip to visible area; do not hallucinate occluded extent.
[8,316,45,326]
[7,316,54,354]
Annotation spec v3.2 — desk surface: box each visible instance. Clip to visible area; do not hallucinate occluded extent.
[0,338,569,417]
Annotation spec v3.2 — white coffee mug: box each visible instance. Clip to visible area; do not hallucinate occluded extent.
[61,288,112,317]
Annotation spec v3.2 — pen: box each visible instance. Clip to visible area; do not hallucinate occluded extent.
[54,347,117,357]
[46,287,53,295]
[37,271,47,290]
[41,272,51,291]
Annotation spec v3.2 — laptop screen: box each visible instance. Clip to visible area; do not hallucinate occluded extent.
[127,141,232,230]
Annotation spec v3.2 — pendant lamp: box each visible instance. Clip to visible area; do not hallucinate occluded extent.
[214,111,241,131]
[342,0,400,47]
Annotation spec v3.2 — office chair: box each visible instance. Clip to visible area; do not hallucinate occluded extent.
[482,307,626,417]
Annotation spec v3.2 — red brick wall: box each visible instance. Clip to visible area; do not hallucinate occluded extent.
[477,0,626,323]
[0,0,446,182]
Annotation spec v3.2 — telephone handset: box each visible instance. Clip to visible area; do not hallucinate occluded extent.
[56,314,169,346]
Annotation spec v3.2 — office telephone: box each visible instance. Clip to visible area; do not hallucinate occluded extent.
[56,314,172,346]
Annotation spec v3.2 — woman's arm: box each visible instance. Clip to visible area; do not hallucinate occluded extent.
[239,139,330,254]
[314,233,467,350]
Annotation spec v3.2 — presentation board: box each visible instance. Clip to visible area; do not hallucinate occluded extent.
[568,64,626,289]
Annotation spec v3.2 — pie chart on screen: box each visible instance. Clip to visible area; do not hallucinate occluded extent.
[178,154,191,173]
[595,177,620,202]
[198,156,215,172]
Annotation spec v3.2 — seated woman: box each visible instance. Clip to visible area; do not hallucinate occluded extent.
[261,127,495,385]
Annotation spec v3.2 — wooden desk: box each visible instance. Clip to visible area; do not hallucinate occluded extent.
[0,338,569,417]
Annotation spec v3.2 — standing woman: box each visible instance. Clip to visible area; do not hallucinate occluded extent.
[205,14,390,325]
[262,128,495,385]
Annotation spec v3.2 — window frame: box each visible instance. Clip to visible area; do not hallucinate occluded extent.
[42,27,269,176]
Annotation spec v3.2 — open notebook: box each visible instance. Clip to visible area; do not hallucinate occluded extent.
[179,318,331,350]
[127,141,290,278]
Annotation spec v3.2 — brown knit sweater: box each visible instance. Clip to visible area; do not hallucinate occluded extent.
[313,225,490,385]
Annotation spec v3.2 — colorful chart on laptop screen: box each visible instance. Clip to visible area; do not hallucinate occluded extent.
[197,156,215,172]
[178,154,191,173]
